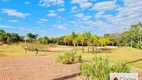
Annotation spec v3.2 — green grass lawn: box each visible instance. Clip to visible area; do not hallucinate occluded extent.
[0,45,142,69]
[81,47,142,70]
[0,45,62,57]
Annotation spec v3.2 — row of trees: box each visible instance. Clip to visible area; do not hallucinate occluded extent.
[117,22,142,49]
[0,30,24,43]
[63,31,111,53]
[0,22,142,51]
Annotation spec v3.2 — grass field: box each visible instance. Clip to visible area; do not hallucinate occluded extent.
[81,47,142,69]
[0,45,142,69]
[0,45,68,57]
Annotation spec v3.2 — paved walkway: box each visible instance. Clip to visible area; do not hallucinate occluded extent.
[0,56,142,80]
[0,56,80,80]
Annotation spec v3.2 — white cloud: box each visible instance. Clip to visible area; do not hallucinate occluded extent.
[82,16,91,21]
[117,0,142,18]
[0,24,32,31]
[37,21,43,24]
[1,8,29,18]
[47,13,57,17]
[71,0,92,9]
[74,13,84,18]
[74,13,92,21]
[48,10,55,13]
[71,6,77,11]
[24,2,30,4]
[8,20,19,22]
[79,2,92,9]
[52,25,66,29]
[40,18,48,22]
[95,11,105,18]
[39,0,64,7]
[0,24,16,29]
[92,1,117,10]
[37,18,48,24]
[71,0,88,4]
[57,8,65,12]
[57,0,64,5]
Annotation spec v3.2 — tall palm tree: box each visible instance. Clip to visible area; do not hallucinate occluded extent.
[71,31,77,54]
[91,35,99,53]
[64,35,71,46]
[99,37,105,48]
[63,35,68,45]
[77,33,85,53]
[84,31,92,53]
[76,33,80,46]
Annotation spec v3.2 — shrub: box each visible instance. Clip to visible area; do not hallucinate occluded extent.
[24,44,49,52]
[56,55,63,63]
[75,54,82,63]
[80,62,90,76]
[56,52,82,64]
[111,62,130,73]
[80,57,130,80]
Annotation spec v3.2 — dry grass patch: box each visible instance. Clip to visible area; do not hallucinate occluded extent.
[81,47,142,69]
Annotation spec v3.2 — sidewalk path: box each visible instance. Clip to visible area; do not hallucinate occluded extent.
[0,56,80,80]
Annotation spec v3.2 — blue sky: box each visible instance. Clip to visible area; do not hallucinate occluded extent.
[0,0,142,37]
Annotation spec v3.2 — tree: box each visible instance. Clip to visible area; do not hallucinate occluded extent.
[110,33,122,46]
[77,33,85,53]
[38,36,48,44]
[63,35,68,45]
[71,31,77,54]
[84,31,92,53]
[90,35,99,54]
[27,33,38,42]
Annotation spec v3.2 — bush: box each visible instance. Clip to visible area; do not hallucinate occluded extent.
[75,54,82,62]
[111,62,130,73]
[56,55,63,63]
[80,57,130,80]
[56,52,82,64]
[24,44,49,52]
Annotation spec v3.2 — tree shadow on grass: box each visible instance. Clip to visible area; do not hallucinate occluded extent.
[126,59,142,64]
[96,48,112,53]
[0,53,7,57]
[53,73,79,80]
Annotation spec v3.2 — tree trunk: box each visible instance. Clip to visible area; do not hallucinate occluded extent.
[82,42,84,53]
[140,36,141,49]
[92,43,94,54]
[77,43,78,46]
[74,43,76,54]
[131,39,132,47]
[87,44,89,53]
[65,42,66,46]
[68,42,69,46]
[95,45,97,53]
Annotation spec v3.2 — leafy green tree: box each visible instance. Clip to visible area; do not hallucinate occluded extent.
[38,36,48,44]
[77,33,85,53]
[63,35,68,45]
[90,35,99,54]
[71,31,77,54]
[27,33,38,42]
[84,31,92,53]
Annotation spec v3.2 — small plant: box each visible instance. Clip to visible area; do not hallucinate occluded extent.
[111,62,130,73]
[80,57,130,80]
[56,55,63,63]
[24,44,49,52]
[56,52,82,64]
[75,54,82,62]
